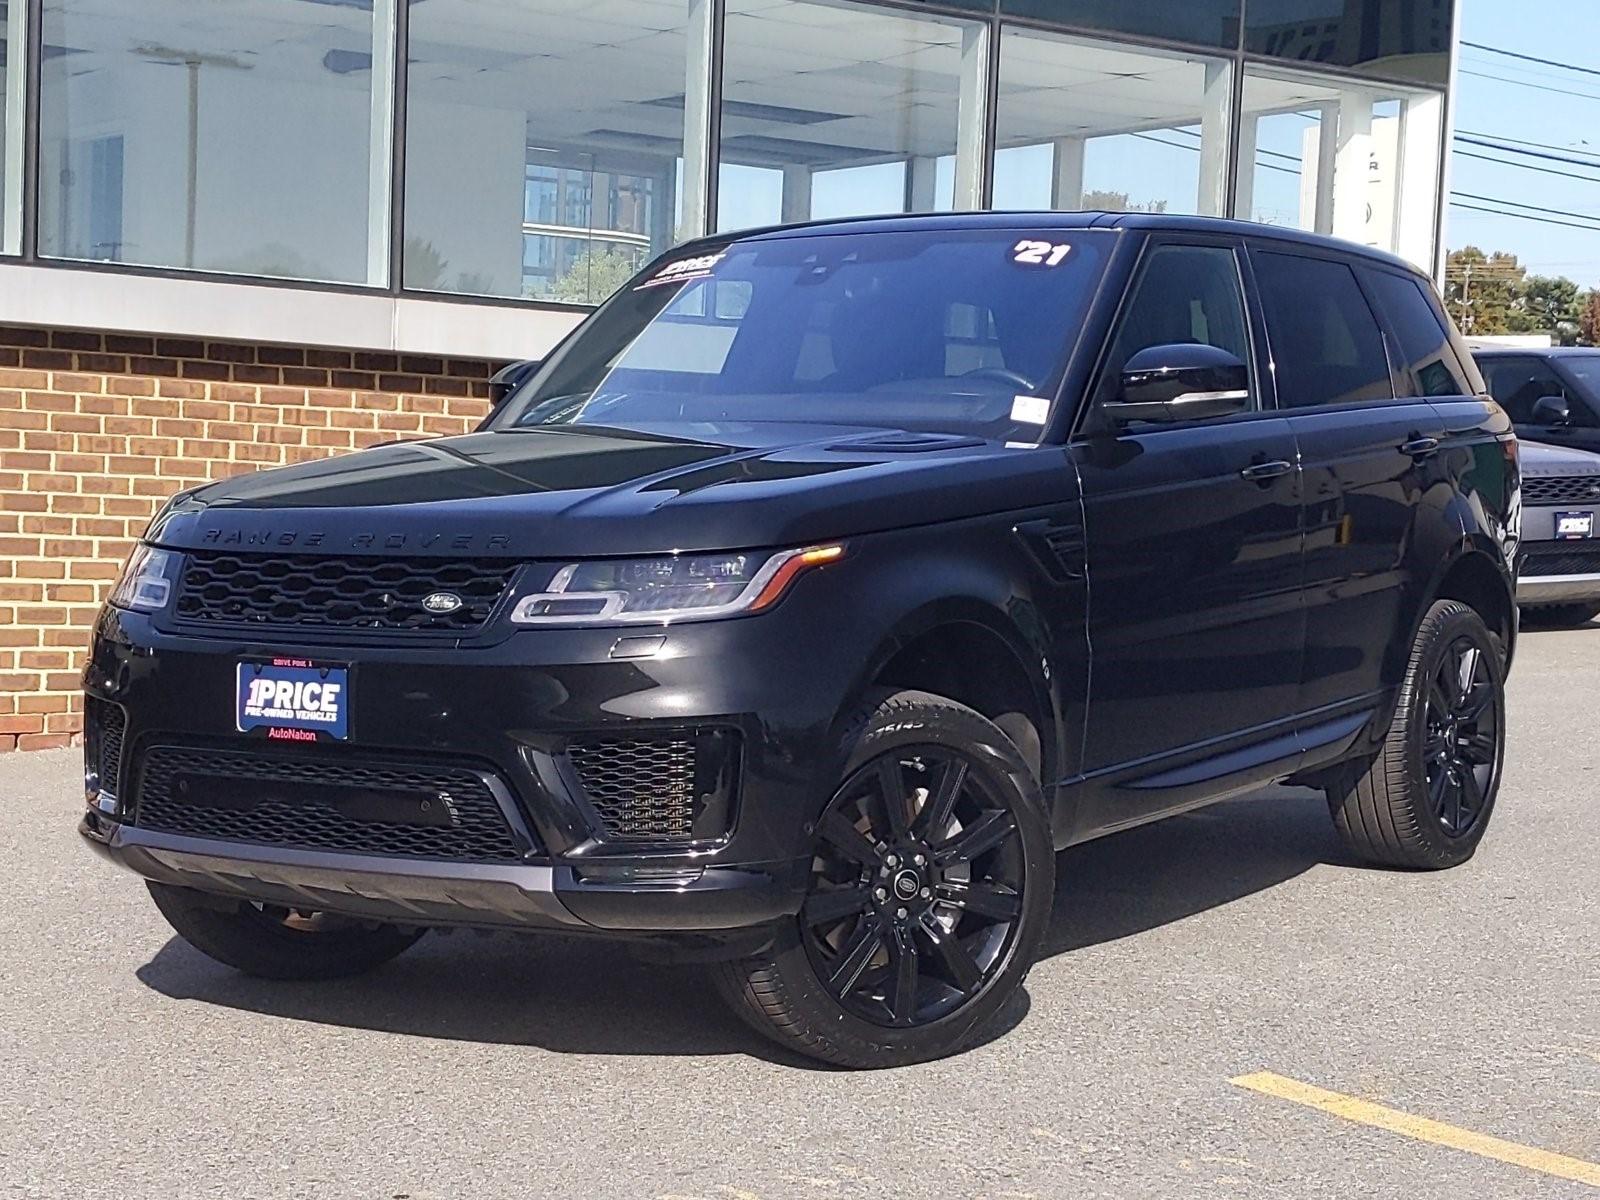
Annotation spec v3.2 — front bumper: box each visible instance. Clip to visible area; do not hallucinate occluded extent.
[78,575,878,936]
[79,811,800,937]
[1516,572,1600,605]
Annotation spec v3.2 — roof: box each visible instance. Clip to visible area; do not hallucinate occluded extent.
[681,211,1429,278]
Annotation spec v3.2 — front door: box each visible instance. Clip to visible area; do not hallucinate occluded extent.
[1070,239,1305,831]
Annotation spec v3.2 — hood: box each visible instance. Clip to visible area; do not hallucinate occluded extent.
[150,424,1076,558]
[1519,439,1600,476]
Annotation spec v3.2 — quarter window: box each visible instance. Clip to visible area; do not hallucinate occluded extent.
[1363,268,1469,398]
[1254,252,1394,409]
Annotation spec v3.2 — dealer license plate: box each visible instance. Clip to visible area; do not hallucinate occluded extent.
[236,658,350,742]
[1554,511,1594,540]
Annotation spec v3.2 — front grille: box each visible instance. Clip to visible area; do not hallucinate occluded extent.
[1523,474,1600,506]
[132,745,527,862]
[1522,541,1600,577]
[567,731,738,843]
[172,551,520,633]
[87,699,125,798]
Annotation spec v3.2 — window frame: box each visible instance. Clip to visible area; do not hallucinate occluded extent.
[1073,232,1262,439]
[1247,242,1402,414]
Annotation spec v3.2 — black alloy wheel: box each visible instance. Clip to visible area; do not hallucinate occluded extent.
[714,689,1052,1068]
[802,747,1026,1028]
[1420,636,1499,839]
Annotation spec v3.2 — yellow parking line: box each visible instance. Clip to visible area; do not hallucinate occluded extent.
[1231,1071,1600,1188]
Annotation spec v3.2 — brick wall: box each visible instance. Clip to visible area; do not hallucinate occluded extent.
[0,324,501,752]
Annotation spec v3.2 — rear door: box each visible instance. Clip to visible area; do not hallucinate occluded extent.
[1251,247,1450,720]
[1070,236,1305,829]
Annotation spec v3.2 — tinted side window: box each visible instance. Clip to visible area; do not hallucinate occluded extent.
[1363,268,1470,398]
[1095,243,1251,405]
[1480,357,1568,423]
[1254,251,1394,409]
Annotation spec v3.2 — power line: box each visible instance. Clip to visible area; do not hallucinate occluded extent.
[1456,135,1600,172]
[1453,192,1600,224]
[1456,129,1600,164]
[1460,40,1600,80]
[1457,68,1600,104]
[1450,201,1600,235]
[1454,149,1600,186]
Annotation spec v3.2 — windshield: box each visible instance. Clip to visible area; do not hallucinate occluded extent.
[493,229,1112,441]
[1557,354,1600,399]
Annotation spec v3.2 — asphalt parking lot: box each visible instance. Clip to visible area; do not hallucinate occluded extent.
[3,625,1597,1200]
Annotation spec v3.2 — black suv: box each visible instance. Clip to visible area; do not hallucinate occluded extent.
[1474,346,1600,455]
[81,214,1518,1068]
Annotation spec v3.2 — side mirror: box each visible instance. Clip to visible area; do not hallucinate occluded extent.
[488,358,541,406]
[1102,343,1250,425]
[1531,394,1571,426]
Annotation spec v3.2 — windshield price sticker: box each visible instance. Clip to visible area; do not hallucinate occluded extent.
[636,252,725,289]
[1010,240,1072,267]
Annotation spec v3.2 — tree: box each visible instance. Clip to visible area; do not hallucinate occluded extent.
[1443,246,1525,336]
[1580,291,1600,347]
[1081,189,1169,214]
[545,246,644,305]
[1511,274,1582,344]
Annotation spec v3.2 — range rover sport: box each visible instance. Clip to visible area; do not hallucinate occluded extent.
[81,213,1518,1069]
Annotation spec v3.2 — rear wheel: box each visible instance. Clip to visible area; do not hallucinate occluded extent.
[1522,603,1600,628]
[1327,600,1505,869]
[148,882,425,979]
[715,690,1053,1068]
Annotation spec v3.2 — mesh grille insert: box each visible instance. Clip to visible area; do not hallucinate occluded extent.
[1523,475,1600,506]
[567,733,738,843]
[172,551,520,633]
[1522,541,1600,577]
[133,745,527,862]
[88,699,126,799]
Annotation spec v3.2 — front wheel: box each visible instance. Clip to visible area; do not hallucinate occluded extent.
[715,690,1054,1068]
[149,882,426,979]
[1326,600,1506,869]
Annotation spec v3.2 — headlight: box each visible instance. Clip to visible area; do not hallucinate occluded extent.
[509,544,844,626]
[109,544,179,612]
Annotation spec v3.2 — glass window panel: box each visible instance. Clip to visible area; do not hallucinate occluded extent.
[39,0,390,283]
[1094,245,1251,405]
[994,31,1232,218]
[1362,267,1468,397]
[405,0,688,304]
[1254,251,1394,409]
[716,0,981,232]
[1,0,22,254]
[997,0,1241,50]
[1235,66,1443,268]
[1245,0,1452,85]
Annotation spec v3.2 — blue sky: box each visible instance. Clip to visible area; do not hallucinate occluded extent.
[1449,0,1600,284]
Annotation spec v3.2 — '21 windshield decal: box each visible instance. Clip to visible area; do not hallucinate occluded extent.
[1010,240,1072,267]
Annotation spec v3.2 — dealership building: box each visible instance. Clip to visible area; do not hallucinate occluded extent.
[0,0,1459,746]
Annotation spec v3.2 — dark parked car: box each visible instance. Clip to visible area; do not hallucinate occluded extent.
[82,213,1518,1068]
[1474,346,1600,455]
[1516,440,1600,626]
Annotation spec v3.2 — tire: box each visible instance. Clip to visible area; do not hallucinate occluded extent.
[715,689,1054,1069]
[148,882,426,980]
[1522,603,1600,628]
[1326,600,1506,870]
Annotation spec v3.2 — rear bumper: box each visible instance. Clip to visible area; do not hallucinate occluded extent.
[80,810,804,938]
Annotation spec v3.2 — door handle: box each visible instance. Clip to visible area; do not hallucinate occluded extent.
[1400,435,1440,458]
[1240,459,1293,482]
